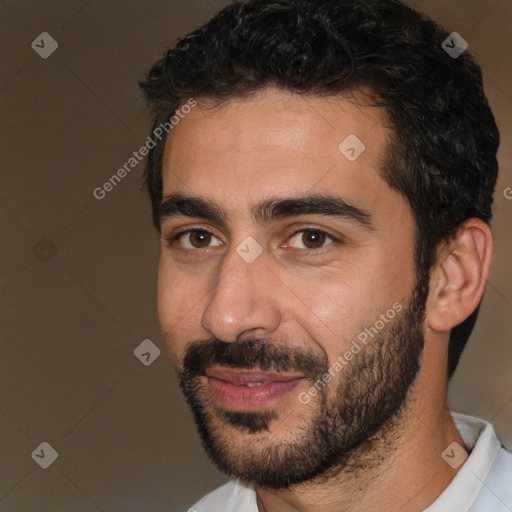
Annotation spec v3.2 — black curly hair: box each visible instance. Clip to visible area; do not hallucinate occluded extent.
[139,0,499,378]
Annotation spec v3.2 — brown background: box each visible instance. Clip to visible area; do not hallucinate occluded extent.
[1,1,511,511]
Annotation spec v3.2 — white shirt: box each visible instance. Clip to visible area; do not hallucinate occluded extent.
[188,412,512,512]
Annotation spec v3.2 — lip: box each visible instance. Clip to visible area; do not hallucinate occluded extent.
[206,367,307,411]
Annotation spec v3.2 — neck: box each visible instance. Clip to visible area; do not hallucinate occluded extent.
[255,363,466,512]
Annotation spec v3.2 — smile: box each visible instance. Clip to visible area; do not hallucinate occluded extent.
[205,367,307,411]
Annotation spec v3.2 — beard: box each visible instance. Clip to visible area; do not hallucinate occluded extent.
[174,274,429,490]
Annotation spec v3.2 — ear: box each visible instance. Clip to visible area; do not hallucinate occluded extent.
[426,218,493,332]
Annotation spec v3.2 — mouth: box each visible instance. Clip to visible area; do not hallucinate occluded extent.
[205,367,307,411]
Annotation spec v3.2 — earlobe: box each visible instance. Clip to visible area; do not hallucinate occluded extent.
[427,219,493,332]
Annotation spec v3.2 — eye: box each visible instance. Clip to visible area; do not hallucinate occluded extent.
[288,229,334,250]
[174,230,223,249]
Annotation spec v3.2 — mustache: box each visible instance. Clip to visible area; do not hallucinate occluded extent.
[180,337,328,380]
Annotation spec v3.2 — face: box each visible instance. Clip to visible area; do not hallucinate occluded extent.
[158,88,425,488]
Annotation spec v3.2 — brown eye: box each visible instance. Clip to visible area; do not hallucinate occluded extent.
[177,230,222,249]
[289,230,332,250]
[302,230,326,249]
[189,231,211,247]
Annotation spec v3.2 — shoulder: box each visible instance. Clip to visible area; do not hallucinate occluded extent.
[465,444,512,511]
[188,480,257,512]
[426,413,512,511]
[476,443,512,508]
[452,412,512,511]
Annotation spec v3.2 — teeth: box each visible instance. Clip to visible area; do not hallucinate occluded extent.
[245,382,263,387]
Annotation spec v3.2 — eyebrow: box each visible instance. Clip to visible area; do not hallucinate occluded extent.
[159,193,374,231]
[160,194,226,226]
[253,195,374,230]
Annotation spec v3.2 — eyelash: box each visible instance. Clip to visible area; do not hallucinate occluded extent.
[163,227,339,252]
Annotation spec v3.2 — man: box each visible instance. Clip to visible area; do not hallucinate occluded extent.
[139,0,512,510]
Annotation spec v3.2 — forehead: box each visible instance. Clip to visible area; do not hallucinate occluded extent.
[161,87,395,215]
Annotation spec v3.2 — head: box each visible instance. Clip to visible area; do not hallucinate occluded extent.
[139,0,498,489]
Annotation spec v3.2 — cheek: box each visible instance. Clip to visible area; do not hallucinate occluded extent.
[292,263,410,362]
[283,275,362,362]
[157,259,175,326]
[298,264,373,320]
[158,276,206,368]
[157,259,204,338]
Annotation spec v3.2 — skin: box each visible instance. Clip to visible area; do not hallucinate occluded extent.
[157,87,493,512]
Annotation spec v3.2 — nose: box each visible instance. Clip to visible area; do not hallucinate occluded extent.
[200,245,281,342]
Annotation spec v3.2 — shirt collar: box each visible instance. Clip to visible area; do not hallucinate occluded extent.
[424,411,502,511]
